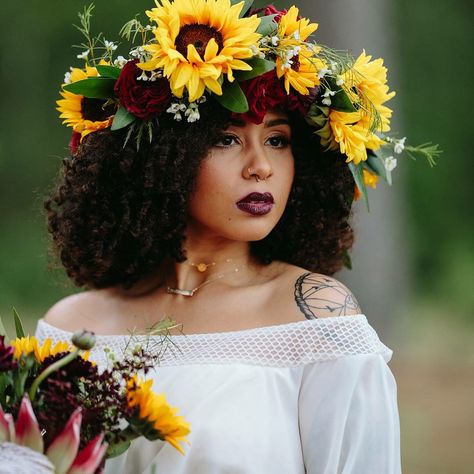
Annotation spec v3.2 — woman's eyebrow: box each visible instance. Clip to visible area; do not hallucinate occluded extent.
[264,118,290,127]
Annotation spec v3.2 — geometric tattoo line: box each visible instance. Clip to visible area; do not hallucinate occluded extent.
[294,272,361,320]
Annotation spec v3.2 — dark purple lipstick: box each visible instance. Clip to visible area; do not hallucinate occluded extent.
[236,192,274,216]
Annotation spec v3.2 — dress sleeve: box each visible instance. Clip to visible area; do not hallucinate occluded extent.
[298,353,401,474]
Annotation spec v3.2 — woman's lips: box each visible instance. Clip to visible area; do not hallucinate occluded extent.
[236,192,274,216]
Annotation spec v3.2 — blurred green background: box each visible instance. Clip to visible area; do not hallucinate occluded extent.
[0,1,472,472]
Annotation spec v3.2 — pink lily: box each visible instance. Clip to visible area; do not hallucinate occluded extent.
[15,394,44,452]
[0,406,15,443]
[67,433,108,474]
[46,407,82,474]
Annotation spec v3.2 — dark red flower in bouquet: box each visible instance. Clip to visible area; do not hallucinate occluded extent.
[114,59,172,120]
[0,335,17,371]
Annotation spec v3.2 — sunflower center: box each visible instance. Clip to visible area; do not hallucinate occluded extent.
[175,24,224,57]
[81,98,115,122]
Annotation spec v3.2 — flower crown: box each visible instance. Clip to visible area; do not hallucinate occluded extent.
[57,1,439,208]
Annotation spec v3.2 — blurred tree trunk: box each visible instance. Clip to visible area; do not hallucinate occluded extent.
[301,0,410,335]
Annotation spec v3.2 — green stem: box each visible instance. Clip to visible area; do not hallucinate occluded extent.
[28,349,80,401]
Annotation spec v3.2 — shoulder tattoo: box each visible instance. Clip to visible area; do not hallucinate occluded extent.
[294,272,361,320]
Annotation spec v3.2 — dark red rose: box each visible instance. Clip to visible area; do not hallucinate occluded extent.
[286,86,319,116]
[237,70,287,124]
[236,71,315,123]
[114,59,171,120]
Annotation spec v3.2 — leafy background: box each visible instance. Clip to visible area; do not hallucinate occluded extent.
[0,0,472,472]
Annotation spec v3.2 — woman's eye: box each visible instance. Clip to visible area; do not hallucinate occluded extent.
[214,134,239,147]
[266,135,290,148]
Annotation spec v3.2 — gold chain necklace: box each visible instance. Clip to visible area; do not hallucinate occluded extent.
[166,264,243,297]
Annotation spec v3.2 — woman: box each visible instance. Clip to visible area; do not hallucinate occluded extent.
[36,1,403,472]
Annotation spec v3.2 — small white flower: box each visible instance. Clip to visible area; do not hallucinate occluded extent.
[113,55,128,68]
[330,60,338,72]
[63,70,72,84]
[174,112,183,121]
[271,36,279,46]
[145,24,153,31]
[384,155,398,172]
[293,30,300,40]
[394,137,407,154]
[317,67,330,79]
[167,104,181,113]
[322,89,336,106]
[187,110,201,122]
[251,45,266,59]
[104,40,117,51]
[76,49,90,60]
[137,71,149,81]
[336,76,344,86]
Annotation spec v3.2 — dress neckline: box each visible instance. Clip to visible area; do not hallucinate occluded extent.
[37,313,367,340]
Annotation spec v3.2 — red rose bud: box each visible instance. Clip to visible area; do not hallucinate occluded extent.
[249,4,287,22]
[263,4,287,22]
[115,59,172,120]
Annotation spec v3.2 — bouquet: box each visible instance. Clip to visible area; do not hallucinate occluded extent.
[0,310,190,473]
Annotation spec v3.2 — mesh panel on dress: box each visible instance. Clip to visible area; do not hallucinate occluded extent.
[35,315,392,368]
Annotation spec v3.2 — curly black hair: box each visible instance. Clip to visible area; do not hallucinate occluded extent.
[44,99,355,289]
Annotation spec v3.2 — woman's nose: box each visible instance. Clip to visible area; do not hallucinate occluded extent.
[243,144,273,181]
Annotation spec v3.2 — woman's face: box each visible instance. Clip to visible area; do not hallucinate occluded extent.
[187,110,295,242]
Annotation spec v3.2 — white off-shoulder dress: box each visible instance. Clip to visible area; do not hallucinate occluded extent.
[35,314,401,474]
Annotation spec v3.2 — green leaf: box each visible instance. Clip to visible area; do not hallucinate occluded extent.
[96,65,122,79]
[325,78,357,113]
[63,77,116,99]
[107,440,132,459]
[111,106,136,131]
[348,162,369,211]
[0,315,7,337]
[231,0,254,17]
[342,250,353,270]
[330,89,357,113]
[13,307,25,338]
[235,58,275,81]
[257,14,277,36]
[214,81,249,113]
[365,153,390,185]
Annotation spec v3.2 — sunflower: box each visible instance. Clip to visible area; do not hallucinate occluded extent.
[138,0,261,102]
[10,337,90,363]
[343,50,395,132]
[127,375,190,454]
[275,6,324,95]
[56,65,115,140]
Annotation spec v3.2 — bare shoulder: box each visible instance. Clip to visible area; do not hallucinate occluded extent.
[293,271,361,319]
[42,290,110,333]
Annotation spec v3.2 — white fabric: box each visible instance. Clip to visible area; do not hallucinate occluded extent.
[35,314,401,474]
